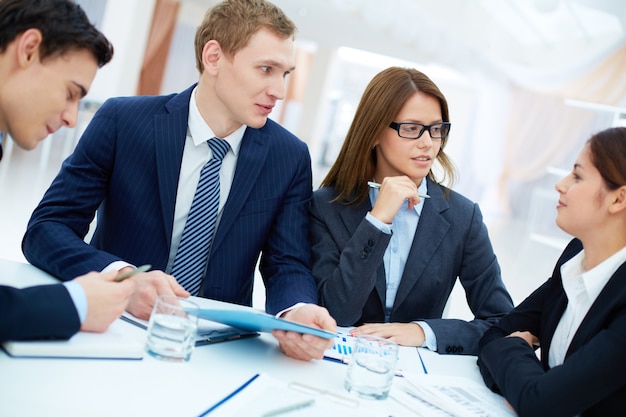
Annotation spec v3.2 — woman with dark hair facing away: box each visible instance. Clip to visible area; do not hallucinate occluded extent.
[310,67,513,355]
[478,127,626,417]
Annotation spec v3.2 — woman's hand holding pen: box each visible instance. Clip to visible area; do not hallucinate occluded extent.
[369,176,423,223]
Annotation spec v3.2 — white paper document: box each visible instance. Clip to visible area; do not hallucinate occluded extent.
[323,330,428,376]
[199,373,387,417]
[390,373,516,417]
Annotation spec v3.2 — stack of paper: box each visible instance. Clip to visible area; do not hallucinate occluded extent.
[390,374,516,417]
[2,318,146,360]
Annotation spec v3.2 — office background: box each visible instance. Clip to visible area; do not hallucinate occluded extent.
[1,0,625,319]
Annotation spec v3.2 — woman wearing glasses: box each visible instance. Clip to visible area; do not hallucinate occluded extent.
[310,67,513,355]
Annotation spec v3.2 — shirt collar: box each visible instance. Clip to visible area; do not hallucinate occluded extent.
[188,87,245,155]
[561,245,626,301]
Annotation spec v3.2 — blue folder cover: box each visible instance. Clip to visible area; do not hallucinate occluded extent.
[198,309,336,339]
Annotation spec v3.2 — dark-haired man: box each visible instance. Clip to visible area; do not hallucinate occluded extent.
[0,0,135,342]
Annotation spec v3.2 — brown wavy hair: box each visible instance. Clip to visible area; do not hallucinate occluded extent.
[321,67,456,204]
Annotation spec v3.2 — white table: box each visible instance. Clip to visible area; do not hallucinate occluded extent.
[0,259,483,416]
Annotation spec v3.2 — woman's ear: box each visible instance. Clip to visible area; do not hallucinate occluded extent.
[15,28,43,67]
[608,185,626,214]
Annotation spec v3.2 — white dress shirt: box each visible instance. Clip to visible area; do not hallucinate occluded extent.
[548,245,626,367]
[103,87,245,274]
[165,88,245,272]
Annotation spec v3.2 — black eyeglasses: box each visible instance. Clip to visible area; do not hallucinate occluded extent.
[389,122,451,139]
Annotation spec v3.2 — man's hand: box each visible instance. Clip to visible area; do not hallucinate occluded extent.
[74,271,135,333]
[350,322,425,346]
[120,268,189,319]
[272,304,337,361]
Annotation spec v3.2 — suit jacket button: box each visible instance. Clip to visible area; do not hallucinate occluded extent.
[367,239,375,247]
[446,346,452,353]
[363,246,371,253]
[360,252,367,259]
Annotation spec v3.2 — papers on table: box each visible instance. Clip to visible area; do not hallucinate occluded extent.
[323,330,428,376]
[121,310,259,346]
[123,296,334,342]
[1,318,145,360]
[390,373,516,417]
[199,373,387,417]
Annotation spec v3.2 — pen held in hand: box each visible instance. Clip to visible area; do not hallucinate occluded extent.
[367,181,430,199]
[114,264,151,282]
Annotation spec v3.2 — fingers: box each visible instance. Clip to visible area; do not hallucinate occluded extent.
[274,305,336,360]
[350,323,424,347]
[371,176,422,223]
[126,271,179,319]
[273,330,329,361]
[166,275,190,298]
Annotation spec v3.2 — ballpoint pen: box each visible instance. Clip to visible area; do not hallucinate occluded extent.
[114,264,151,282]
[262,398,315,417]
[367,181,431,199]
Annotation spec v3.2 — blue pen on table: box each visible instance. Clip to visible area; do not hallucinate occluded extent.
[416,347,428,374]
[114,264,151,282]
[367,181,430,199]
[198,374,260,416]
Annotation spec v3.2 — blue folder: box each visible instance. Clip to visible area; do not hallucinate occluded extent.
[198,308,336,339]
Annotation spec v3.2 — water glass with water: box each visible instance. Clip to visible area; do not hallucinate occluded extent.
[145,295,199,362]
[344,334,399,400]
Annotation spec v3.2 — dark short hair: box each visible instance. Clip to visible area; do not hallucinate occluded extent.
[0,0,113,67]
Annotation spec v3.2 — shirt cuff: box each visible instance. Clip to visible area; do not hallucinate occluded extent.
[366,212,392,234]
[102,260,134,273]
[416,321,437,351]
[64,280,88,324]
[276,302,306,318]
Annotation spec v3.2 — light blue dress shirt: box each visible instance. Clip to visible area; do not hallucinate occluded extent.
[366,180,437,350]
[64,281,87,323]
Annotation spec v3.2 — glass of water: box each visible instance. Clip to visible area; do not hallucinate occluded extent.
[344,334,399,400]
[145,295,199,362]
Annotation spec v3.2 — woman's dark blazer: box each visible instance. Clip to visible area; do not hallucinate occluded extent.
[478,238,626,417]
[310,178,513,355]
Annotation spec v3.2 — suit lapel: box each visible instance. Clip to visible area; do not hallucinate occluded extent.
[565,262,626,357]
[154,86,194,246]
[393,181,450,310]
[337,198,387,306]
[211,127,268,252]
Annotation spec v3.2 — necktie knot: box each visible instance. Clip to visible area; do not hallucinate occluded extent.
[208,138,229,162]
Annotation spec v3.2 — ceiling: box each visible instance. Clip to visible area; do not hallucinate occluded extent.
[183,0,626,90]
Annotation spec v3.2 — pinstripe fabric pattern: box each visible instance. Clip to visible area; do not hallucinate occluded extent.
[172,138,230,295]
[23,86,319,315]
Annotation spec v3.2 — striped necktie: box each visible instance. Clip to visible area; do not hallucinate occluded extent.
[172,138,230,295]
